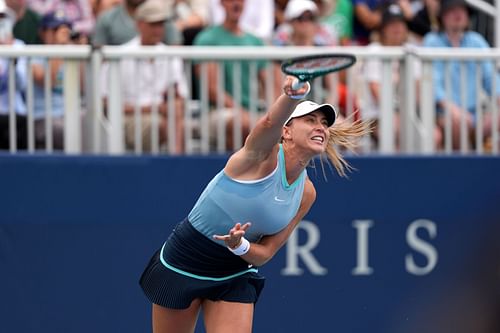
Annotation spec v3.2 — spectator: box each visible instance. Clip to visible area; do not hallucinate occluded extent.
[0,0,27,149]
[362,4,443,149]
[352,0,389,45]
[26,0,94,38]
[399,0,440,41]
[274,0,288,28]
[209,0,274,42]
[92,0,181,46]
[173,0,210,45]
[31,12,79,150]
[319,0,354,45]
[423,0,500,150]
[272,0,338,48]
[193,0,267,151]
[6,0,41,44]
[90,0,122,19]
[101,0,187,153]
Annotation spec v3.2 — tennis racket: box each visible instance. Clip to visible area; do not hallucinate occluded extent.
[281,53,357,89]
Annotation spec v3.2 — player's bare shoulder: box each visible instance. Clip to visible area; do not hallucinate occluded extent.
[224,144,280,180]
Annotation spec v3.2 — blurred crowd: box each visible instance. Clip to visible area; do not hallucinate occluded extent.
[0,0,495,47]
[0,0,499,153]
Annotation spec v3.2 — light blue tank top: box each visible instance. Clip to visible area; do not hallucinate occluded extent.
[188,145,306,246]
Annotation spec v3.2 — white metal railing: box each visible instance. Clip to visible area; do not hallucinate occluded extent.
[0,45,499,155]
[411,46,500,154]
[98,45,408,155]
[0,45,90,153]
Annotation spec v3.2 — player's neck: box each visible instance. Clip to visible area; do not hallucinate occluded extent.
[283,145,309,183]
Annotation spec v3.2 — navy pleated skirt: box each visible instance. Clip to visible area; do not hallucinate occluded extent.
[139,219,265,309]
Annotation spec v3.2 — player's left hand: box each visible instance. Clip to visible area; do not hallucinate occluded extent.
[213,222,252,249]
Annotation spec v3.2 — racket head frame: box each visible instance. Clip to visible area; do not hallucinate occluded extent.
[281,53,357,82]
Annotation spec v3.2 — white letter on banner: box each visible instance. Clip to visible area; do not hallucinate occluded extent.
[351,220,374,275]
[281,220,327,276]
[405,219,438,275]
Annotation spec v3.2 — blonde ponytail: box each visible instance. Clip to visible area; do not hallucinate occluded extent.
[324,119,372,178]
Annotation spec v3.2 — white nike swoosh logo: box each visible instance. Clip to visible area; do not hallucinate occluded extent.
[274,196,285,202]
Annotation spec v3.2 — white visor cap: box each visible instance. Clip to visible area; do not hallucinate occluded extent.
[284,0,318,21]
[285,100,338,127]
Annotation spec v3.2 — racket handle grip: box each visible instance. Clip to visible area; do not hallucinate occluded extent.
[292,79,306,90]
[289,80,311,100]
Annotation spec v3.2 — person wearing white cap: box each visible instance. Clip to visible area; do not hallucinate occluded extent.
[140,76,369,332]
[272,0,337,47]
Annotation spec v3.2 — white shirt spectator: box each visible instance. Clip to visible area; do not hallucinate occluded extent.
[101,37,188,107]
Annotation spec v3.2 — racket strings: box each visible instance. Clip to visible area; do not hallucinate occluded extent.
[281,54,356,81]
[287,58,349,70]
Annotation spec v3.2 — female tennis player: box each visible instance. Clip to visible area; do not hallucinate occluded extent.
[140,75,368,333]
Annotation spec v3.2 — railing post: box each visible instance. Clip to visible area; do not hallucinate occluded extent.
[107,61,124,154]
[26,59,35,152]
[379,59,395,153]
[401,50,416,153]
[420,60,436,153]
[63,60,82,153]
[8,60,17,153]
[88,49,103,153]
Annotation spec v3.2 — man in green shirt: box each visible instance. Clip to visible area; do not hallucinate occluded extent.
[193,0,267,151]
[320,0,353,45]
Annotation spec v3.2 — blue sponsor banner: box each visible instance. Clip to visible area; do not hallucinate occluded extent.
[0,155,499,332]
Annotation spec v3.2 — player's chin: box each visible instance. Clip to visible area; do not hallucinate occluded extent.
[309,142,326,155]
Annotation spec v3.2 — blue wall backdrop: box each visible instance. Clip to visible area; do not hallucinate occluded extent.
[0,155,499,333]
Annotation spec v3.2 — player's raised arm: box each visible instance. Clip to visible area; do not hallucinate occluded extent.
[241,76,311,158]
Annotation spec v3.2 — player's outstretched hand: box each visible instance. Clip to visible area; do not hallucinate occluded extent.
[213,222,252,249]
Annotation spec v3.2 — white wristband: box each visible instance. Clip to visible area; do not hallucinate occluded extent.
[288,81,311,100]
[227,237,250,256]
